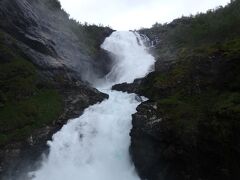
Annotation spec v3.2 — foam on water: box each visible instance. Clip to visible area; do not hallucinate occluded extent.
[30,31,155,180]
[97,31,155,88]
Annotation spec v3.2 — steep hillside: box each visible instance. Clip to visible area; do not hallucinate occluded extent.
[114,1,240,180]
[0,0,112,178]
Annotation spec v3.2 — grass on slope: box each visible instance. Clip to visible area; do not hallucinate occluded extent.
[0,30,63,146]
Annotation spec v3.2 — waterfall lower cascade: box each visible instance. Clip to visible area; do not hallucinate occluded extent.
[30,31,155,180]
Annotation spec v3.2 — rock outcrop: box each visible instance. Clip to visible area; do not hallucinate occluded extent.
[0,81,108,180]
[114,2,240,180]
[128,50,240,180]
[0,0,113,82]
[0,0,112,178]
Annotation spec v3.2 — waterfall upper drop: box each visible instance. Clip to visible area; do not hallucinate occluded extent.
[97,31,155,88]
[29,31,155,180]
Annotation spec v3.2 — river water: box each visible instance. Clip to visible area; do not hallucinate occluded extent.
[30,31,155,180]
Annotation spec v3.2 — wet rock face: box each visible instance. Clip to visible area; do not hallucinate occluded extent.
[130,101,189,180]
[130,101,185,180]
[112,79,143,94]
[58,82,109,124]
[0,0,112,178]
[128,54,240,180]
[130,101,163,180]
[0,82,108,180]
[115,26,240,180]
[0,0,113,82]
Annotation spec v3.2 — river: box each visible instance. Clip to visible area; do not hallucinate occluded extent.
[30,31,155,180]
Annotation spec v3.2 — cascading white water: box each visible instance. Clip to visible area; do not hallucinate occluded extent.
[96,31,154,88]
[30,31,155,180]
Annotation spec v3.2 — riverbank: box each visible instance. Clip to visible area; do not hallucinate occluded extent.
[114,1,240,179]
[0,0,112,178]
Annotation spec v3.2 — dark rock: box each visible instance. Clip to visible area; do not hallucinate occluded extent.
[112,78,143,94]
[130,3,240,179]
[0,0,112,178]
[130,101,165,180]
[0,82,108,180]
[130,52,240,180]
[0,0,113,83]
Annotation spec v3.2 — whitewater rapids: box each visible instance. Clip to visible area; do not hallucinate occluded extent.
[30,31,155,180]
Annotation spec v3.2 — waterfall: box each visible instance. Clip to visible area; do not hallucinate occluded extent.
[30,31,155,180]
[98,31,154,88]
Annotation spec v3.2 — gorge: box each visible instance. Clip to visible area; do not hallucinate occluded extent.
[28,31,155,180]
[1,0,240,180]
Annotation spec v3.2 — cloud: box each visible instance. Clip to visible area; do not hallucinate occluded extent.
[59,0,230,30]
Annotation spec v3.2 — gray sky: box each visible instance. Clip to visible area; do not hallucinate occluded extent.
[59,0,230,30]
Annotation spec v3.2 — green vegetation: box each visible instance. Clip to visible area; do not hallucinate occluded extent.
[0,90,62,145]
[138,1,240,179]
[0,0,112,147]
[0,31,62,146]
[70,21,112,56]
[140,0,240,59]
[42,0,112,59]
[45,0,113,58]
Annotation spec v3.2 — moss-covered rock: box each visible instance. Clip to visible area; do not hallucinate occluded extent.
[129,2,240,180]
[0,31,63,146]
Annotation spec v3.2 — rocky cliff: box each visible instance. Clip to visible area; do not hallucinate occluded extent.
[114,2,240,180]
[0,0,113,82]
[0,0,113,178]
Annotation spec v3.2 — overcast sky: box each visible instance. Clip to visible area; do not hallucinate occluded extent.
[59,0,230,30]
